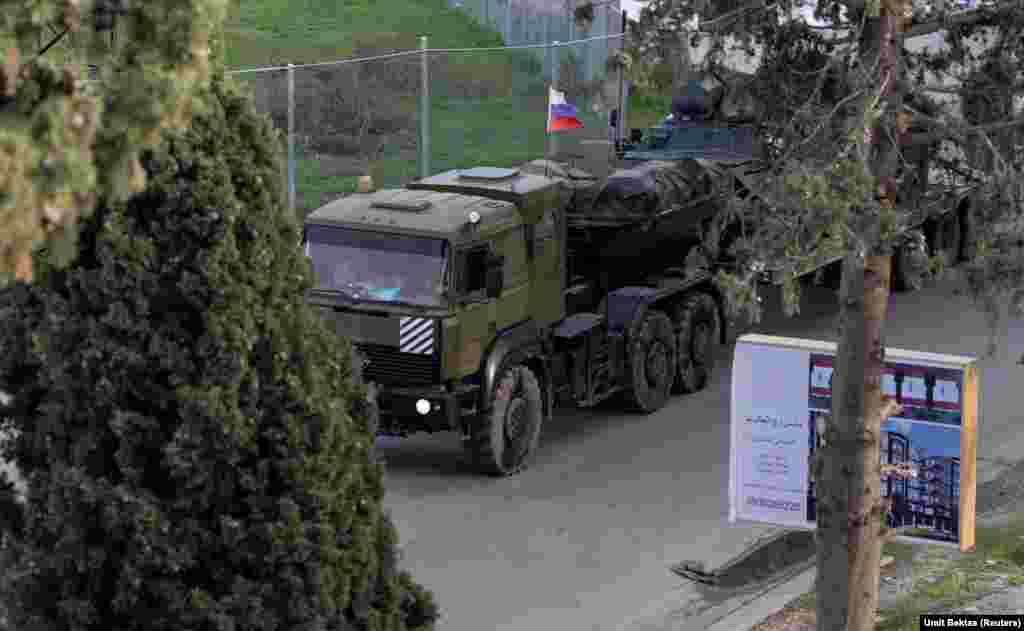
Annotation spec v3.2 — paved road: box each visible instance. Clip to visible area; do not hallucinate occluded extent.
[378,271,1024,631]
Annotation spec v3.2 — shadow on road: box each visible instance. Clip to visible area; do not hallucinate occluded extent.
[376,393,659,483]
[375,282,844,483]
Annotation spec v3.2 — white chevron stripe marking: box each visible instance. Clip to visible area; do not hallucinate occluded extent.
[399,317,433,354]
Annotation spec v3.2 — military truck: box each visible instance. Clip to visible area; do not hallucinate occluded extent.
[617,87,971,291]
[303,91,968,476]
[303,157,745,475]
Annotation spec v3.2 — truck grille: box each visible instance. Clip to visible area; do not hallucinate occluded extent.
[356,342,440,386]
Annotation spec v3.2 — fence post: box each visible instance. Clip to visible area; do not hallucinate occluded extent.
[616,9,625,146]
[550,40,560,159]
[542,13,549,78]
[287,63,296,216]
[621,78,630,141]
[504,0,512,44]
[419,36,430,179]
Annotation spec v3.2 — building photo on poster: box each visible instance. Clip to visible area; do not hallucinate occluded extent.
[730,334,979,551]
[808,355,966,545]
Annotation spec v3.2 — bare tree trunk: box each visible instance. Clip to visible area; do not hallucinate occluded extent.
[814,251,866,629]
[816,254,896,631]
[816,2,908,629]
[848,255,892,630]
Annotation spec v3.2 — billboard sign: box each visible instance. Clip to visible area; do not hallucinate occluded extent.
[729,334,979,551]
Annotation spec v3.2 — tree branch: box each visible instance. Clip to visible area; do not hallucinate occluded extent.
[697,0,777,32]
[35,26,70,59]
[906,116,1024,147]
[904,0,1024,40]
[781,88,867,165]
[915,82,1024,95]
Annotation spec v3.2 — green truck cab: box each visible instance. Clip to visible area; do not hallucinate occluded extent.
[304,168,569,474]
[304,165,730,475]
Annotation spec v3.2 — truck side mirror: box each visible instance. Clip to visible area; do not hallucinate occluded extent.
[484,253,504,299]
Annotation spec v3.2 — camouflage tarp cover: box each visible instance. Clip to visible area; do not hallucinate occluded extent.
[519,158,724,226]
[519,159,603,212]
[582,159,717,225]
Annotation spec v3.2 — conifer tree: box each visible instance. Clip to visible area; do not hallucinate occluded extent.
[0,70,437,631]
[1,0,225,284]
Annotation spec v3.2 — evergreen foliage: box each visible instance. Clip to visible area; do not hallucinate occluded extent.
[0,72,437,631]
[1,0,226,284]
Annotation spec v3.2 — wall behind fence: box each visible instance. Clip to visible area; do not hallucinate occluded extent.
[228,31,624,219]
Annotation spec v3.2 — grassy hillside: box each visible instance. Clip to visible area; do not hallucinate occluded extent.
[224,0,504,69]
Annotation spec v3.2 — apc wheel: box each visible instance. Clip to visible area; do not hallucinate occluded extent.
[672,293,720,394]
[626,310,676,413]
[466,365,544,476]
[893,230,929,292]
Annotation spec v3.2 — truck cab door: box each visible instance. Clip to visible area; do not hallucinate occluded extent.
[528,208,565,328]
[447,244,494,378]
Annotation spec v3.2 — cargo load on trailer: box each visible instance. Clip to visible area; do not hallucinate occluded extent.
[301,82,968,476]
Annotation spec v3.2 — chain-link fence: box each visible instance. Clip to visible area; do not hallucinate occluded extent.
[445,0,624,84]
[228,30,626,220]
[426,36,623,178]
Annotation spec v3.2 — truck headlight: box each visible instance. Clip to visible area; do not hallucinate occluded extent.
[415,399,431,415]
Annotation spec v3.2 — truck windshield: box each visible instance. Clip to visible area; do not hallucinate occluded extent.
[305,224,448,307]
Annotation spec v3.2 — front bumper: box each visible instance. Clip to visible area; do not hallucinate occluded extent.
[372,384,476,435]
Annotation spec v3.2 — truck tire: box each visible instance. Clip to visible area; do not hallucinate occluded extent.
[625,310,676,413]
[936,212,962,265]
[672,293,719,394]
[960,200,978,262]
[466,365,544,476]
[893,230,929,292]
[812,260,843,290]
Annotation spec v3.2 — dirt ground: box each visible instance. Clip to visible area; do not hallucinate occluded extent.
[750,607,817,631]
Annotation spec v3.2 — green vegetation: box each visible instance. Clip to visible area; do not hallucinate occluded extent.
[0,0,223,284]
[775,514,1024,631]
[0,74,437,631]
[781,540,916,614]
[627,90,673,131]
[224,0,503,68]
[224,0,616,217]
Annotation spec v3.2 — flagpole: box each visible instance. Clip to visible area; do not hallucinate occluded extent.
[550,41,560,162]
[545,83,550,179]
[544,38,553,179]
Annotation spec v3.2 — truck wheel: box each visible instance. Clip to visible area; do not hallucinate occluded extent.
[626,310,676,413]
[466,365,544,476]
[893,230,929,292]
[960,200,978,262]
[936,212,962,265]
[672,293,719,394]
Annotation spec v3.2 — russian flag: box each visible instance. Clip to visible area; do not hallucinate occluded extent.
[547,86,584,132]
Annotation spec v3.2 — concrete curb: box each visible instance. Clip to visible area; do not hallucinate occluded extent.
[697,566,815,631]
[720,508,1024,631]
